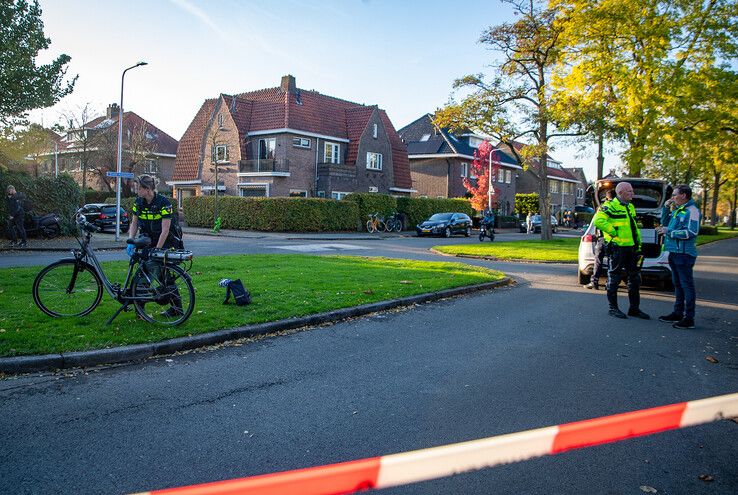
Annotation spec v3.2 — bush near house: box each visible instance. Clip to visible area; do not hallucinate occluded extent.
[575,212,594,227]
[397,197,474,229]
[0,171,81,234]
[182,196,359,232]
[345,193,397,229]
[515,193,539,215]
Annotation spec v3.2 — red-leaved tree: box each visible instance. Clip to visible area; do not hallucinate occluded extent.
[463,140,500,211]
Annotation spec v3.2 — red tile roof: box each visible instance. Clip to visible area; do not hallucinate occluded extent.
[497,140,577,181]
[85,112,178,155]
[174,79,411,190]
[173,99,216,181]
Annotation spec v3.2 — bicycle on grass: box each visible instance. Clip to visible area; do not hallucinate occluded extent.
[32,211,196,325]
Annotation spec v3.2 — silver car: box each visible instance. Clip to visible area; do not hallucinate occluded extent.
[578,178,673,289]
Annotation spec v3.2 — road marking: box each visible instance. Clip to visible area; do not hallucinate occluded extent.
[271,243,370,252]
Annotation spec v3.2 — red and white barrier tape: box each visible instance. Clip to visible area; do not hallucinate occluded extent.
[134,392,738,495]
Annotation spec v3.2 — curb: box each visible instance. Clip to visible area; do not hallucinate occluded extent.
[0,278,511,374]
[0,245,125,253]
[429,248,578,264]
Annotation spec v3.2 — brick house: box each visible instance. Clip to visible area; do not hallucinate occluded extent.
[563,167,590,206]
[398,114,521,214]
[498,141,580,215]
[35,104,178,194]
[169,75,413,207]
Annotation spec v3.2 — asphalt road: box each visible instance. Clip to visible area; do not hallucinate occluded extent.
[0,236,736,494]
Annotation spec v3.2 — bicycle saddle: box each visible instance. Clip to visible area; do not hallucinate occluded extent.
[127,236,152,249]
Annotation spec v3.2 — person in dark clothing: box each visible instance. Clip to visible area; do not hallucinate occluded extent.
[127,175,184,318]
[585,189,615,290]
[6,185,28,248]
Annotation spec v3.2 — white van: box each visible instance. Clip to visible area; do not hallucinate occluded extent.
[577,178,673,289]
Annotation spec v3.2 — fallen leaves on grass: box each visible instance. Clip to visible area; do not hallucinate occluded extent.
[705,356,719,364]
[698,475,714,482]
[639,486,658,493]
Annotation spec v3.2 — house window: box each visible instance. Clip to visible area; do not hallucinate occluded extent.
[217,113,224,128]
[214,144,228,163]
[577,188,584,199]
[239,185,268,197]
[292,137,311,149]
[498,169,505,183]
[468,136,484,148]
[373,123,378,138]
[505,170,512,184]
[549,180,560,193]
[289,189,308,197]
[366,152,382,170]
[259,138,276,159]
[460,162,468,178]
[331,191,349,200]
[177,188,196,209]
[420,134,431,142]
[368,186,378,193]
[317,190,326,198]
[324,142,340,163]
[144,159,158,174]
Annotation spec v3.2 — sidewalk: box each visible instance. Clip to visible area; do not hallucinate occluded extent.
[0,236,126,253]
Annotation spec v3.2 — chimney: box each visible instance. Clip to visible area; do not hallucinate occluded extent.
[106,103,120,119]
[280,75,296,93]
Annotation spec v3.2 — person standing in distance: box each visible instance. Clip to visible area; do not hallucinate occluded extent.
[657,184,700,329]
[592,182,650,319]
[586,189,615,290]
[5,185,28,248]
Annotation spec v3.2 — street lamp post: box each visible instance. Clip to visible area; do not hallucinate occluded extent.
[487,149,493,212]
[115,61,147,241]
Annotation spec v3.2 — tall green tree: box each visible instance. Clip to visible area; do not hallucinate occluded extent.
[552,0,738,177]
[0,0,76,124]
[435,0,580,240]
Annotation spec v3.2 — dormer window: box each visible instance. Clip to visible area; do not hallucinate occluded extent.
[420,134,431,142]
[468,136,483,148]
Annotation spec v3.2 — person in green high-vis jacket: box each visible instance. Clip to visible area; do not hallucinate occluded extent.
[592,182,651,320]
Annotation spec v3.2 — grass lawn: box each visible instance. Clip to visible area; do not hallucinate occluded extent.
[433,238,581,262]
[0,254,504,357]
[698,228,738,245]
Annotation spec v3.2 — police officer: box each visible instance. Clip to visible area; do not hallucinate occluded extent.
[6,185,28,248]
[127,175,182,250]
[127,175,183,318]
[592,182,650,319]
[585,189,615,290]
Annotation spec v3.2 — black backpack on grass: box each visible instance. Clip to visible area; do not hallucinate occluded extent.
[219,279,251,306]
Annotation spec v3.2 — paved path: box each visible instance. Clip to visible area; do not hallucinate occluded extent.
[1,238,736,494]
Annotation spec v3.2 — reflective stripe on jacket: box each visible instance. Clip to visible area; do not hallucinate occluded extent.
[593,197,641,249]
[661,199,700,258]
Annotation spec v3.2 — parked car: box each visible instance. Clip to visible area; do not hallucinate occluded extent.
[80,203,129,233]
[574,205,594,213]
[519,215,558,233]
[416,212,472,237]
[577,178,673,289]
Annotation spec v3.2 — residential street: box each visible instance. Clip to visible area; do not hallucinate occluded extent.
[0,235,736,494]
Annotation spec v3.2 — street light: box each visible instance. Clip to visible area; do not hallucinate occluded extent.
[487,148,493,212]
[115,61,147,241]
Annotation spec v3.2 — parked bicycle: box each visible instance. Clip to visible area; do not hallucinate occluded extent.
[366,212,386,233]
[32,210,196,325]
[385,213,403,233]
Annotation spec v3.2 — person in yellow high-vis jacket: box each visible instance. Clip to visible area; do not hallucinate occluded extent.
[592,182,650,320]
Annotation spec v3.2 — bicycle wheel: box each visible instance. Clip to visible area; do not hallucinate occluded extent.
[393,217,402,232]
[33,259,103,317]
[131,263,195,325]
[383,218,394,232]
[366,220,376,233]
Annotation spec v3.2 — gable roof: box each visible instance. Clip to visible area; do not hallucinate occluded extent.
[84,111,178,155]
[496,141,579,182]
[398,114,476,158]
[174,77,411,189]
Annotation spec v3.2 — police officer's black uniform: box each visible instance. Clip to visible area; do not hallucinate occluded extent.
[132,194,183,249]
[6,192,27,245]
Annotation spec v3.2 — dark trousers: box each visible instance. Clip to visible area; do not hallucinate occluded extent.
[7,215,27,243]
[606,245,641,311]
[591,238,606,283]
[668,252,696,319]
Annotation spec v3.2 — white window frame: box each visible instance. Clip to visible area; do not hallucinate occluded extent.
[324,142,340,164]
[259,138,276,160]
[460,162,468,178]
[366,152,383,171]
[217,113,224,128]
[498,169,504,183]
[331,191,350,200]
[549,180,560,193]
[317,190,326,198]
[144,158,158,174]
[420,133,431,142]
[505,170,512,184]
[373,123,378,138]
[292,137,311,149]
[289,189,308,197]
[239,184,269,197]
[577,188,584,199]
[214,144,228,163]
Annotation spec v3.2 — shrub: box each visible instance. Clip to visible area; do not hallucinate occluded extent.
[575,212,594,227]
[397,197,473,228]
[83,190,114,204]
[699,225,718,235]
[497,215,519,228]
[0,171,81,234]
[182,196,359,232]
[515,193,539,215]
[345,193,397,230]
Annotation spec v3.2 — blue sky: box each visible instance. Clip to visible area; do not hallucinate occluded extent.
[31,0,620,182]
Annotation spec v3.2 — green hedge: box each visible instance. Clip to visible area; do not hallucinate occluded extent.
[699,225,718,235]
[397,197,473,228]
[0,171,81,234]
[345,193,397,229]
[575,212,594,226]
[182,196,359,232]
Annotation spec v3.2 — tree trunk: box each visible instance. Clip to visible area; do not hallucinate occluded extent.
[731,185,737,230]
[596,129,604,180]
[710,172,721,226]
[701,187,708,224]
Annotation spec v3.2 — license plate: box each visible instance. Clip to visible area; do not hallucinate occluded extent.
[421,229,430,232]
